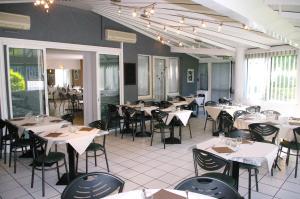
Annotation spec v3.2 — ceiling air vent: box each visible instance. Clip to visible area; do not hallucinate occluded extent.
[0,12,30,30]
[105,29,137,44]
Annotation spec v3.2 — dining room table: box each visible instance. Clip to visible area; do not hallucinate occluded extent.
[37,125,109,185]
[103,189,215,199]
[161,107,193,144]
[234,113,300,142]
[196,137,278,190]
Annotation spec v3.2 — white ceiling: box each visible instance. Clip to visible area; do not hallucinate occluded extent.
[1,0,299,59]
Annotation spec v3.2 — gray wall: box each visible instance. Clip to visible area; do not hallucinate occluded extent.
[0,3,199,101]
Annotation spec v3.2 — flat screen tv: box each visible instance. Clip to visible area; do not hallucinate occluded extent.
[124,63,136,85]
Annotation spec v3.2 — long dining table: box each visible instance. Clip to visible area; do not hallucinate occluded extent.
[196,137,278,190]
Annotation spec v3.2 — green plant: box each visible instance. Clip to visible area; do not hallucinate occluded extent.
[10,69,25,91]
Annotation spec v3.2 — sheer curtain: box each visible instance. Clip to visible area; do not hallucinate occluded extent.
[100,63,119,91]
[55,69,72,87]
[138,55,150,96]
[168,58,179,93]
[246,50,297,102]
[211,63,231,101]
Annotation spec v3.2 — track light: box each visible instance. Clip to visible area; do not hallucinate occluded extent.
[201,20,206,28]
[132,9,137,17]
[193,27,197,33]
[179,42,183,47]
[179,16,184,24]
[176,27,180,34]
[243,24,249,30]
[157,35,161,40]
[218,23,222,32]
[147,22,151,28]
[150,5,155,14]
[164,26,167,32]
[118,7,122,15]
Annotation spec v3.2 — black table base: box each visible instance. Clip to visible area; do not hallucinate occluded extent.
[232,161,240,190]
[56,172,85,185]
[19,150,33,158]
[164,137,181,144]
[135,131,151,137]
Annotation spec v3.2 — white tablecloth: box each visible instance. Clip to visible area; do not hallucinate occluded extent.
[196,137,278,172]
[38,126,109,155]
[234,115,298,141]
[119,105,159,116]
[9,116,70,137]
[205,105,247,120]
[163,109,193,126]
[104,189,214,199]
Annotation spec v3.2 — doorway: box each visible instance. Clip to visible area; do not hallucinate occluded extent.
[153,57,167,100]
[211,62,231,101]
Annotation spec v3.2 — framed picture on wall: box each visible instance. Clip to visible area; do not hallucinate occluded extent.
[73,70,80,80]
[187,68,194,83]
[124,63,136,85]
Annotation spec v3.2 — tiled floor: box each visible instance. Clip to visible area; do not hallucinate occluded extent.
[0,117,300,199]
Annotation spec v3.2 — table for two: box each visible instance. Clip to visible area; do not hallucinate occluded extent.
[9,116,108,185]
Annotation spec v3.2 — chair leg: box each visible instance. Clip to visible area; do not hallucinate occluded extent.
[42,163,45,197]
[204,118,208,130]
[286,148,290,165]
[179,126,182,143]
[162,130,165,149]
[9,146,12,167]
[103,148,110,172]
[188,122,192,138]
[56,162,60,179]
[0,137,2,160]
[295,151,299,178]
[75,153,79,172]
[85,152,88,174]
[94,150,97,166]
[64,157,69,183]
[31,165,35,188]
[4,140,7,164]
[14,148,17,173]
[254,168,259,192]
[248,169,251,199]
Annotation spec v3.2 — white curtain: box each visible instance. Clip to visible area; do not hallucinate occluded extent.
[55,69,72,87]
[100,63,119,91]
[168,58,179,93]
[138,55,150,96]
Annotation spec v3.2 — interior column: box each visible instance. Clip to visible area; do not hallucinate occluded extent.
[234,47,246,103]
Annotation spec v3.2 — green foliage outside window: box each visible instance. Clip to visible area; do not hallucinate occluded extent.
[10,69,25,91]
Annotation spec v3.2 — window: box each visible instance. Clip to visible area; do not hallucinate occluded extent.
[246,50,297,102]
[138,55,151,97]
[198,63,208,90]
[168,58,179,94]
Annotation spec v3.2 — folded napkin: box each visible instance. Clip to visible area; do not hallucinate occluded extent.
[289,121,300,126]
[45,133,63,137]
[21,123,36,126]
[79,127,94,132]
[242,140,252,144]
[152,189,185,199]
[212,146,234,153]
[290,117,300,121]
[50,119,63,123]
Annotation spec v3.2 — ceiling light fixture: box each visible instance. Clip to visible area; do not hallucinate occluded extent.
[201,20,206,28]
[150,5,155,14]
[147,22,151,28]
[179,42,183,47]
[179,16,184,24]
[34,0,54,12]
[193,27,197,33]
[118,7,122,15]
[218,23,223,32]
[243,24,249,30]
[132,9,137,17]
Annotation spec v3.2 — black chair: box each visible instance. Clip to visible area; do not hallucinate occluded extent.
[248,123,279,144]
[197,93,205,115]
[6,122,31,173]
[61,172,124,199]
[277,127,300,178]
[192,148,235,187]
[218,98,232,105]
[0,119,9,163]
[160,101,173,109]
[246,106,261,113]
[61,113,74,124]
[134,100,145,105]
[30,131,69,197]
[233,110,249,121]
[150,110,170,149]
[175,176,243,199]
[225,129,258,199]
[121,106,138,141]
[261,110,281,116]
[204,101,217,132]
[219,111,234,133]
[175,96,186,101]
[76,120,109,173]
[107,104,123,136]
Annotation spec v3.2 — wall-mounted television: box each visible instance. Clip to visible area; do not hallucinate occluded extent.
[124,63,136,85]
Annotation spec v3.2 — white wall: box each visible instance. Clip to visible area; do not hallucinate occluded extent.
[47,59,81,70]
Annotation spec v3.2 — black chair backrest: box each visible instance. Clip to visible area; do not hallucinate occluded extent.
[6,122,19,141]
[152,101,161,107]
[29,131,47,160]
[246,106,261,113]
[61,114,74,124]
[175,96,186,101]
[248,123,279,143]
[293,127,300,151]
[151,109,168,124]
[233,110,249,121]
[61,172,124,199]
[193,148,230,174]
[122,106,136,119]
[89,120,107,131]
[225,129,251,140]
[218,98,232,105]
[198,93,205,98]
[261,110,281,116]
[175,176,243,199]
[205,101,217,106]
[160,101,173,108]
[134,100,144,104]
[220,111,234,133]
[0,119,6,129]
[144,101,153,106]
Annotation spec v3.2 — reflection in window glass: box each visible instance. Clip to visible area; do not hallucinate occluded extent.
[168,58,179,93]
[8,48,45,117]
[138,55,150,96]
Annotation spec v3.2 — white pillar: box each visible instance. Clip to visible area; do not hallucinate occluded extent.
[234,47,246,103]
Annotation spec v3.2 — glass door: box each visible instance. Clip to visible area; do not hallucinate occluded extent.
[99,54,120,120]
[153,57,166,100]
[7,47,47,118]
[211,62,231,101]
